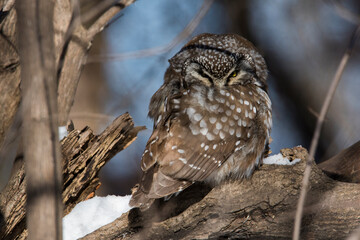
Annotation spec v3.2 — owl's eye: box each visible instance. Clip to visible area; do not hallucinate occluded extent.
[229,71,238,78]
[185,62,214,86]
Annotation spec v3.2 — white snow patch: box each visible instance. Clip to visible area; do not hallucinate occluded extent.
[263,153,300,165]
[58,126,68,140]
[63,195,132,240]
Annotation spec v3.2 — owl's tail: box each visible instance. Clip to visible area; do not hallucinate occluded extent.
[129,184,155,211]
[129,165,192,211]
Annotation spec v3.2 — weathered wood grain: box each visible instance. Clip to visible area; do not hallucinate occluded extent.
[0,113,144,240]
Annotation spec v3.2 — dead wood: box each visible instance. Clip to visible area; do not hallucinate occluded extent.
[0,113,144,240]
[81,146,360,240]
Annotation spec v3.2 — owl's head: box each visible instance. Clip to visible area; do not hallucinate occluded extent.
[168,33,268,91]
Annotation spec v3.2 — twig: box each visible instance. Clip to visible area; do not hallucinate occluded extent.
[86,0,215,63]
[293,25,360,240]
[326,0,360,24]
[86,0,135,39]
[69,111,115,122]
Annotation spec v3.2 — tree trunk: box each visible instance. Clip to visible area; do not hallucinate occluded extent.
[16,0,62,239]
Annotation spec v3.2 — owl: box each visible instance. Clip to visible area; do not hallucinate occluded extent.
[130,33,272,210]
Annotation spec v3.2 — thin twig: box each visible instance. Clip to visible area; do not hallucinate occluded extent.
[69,111,115,122]
[293,25,360,240]
[86,0,135,39]
[326,0,360,24]
[86,0,215,63]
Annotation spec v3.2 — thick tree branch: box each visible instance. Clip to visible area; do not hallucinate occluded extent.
[81,147,360,240]
[56,0,135,126]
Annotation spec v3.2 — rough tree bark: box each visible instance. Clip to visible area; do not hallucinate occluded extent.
[0,0,20,148]
[0,113,144,240]
[0,0,21,188]
[81,147,360,240]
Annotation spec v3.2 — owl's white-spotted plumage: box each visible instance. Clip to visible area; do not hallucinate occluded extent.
[130,33,272,210]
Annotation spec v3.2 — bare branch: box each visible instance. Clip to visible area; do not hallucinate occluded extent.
[86,0,135,39]
[326,0,360,24]
[293,25,360,240]
[81,147,360,240]
[57,0,135,126]
[87,0,215,63]
[69,111,115,122]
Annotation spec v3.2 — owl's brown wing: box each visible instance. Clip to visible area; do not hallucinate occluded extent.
[155,85,257,182]
[129,124,194,210]
[130,85,257,210]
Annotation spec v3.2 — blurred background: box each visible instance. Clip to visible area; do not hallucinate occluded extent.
[70,0,360,196]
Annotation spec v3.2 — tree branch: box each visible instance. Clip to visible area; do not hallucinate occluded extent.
[86,0,136,39]
[81,146,360,240]
[56,0,135,126]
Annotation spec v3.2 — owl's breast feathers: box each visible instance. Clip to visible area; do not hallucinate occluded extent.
[130,84,271,210]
